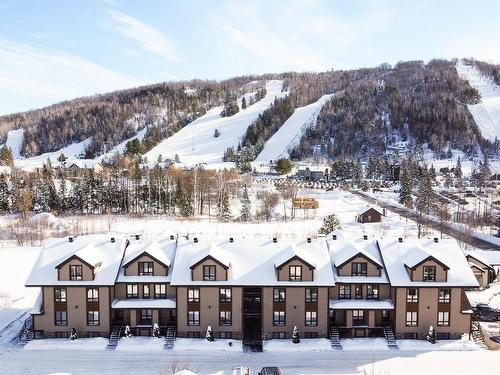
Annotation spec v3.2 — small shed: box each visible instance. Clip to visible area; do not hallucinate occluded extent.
[357,205,384,223]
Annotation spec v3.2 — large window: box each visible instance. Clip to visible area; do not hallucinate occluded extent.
[367,285,379,299]
[55,288,67,303]
[339,285,351,299]
[188,288,200,303]
[219,288,232,303]
[406,311,418,326]
[305,311,317,326]
[87,310,99,326]
[219,310,232,326]
[438,289,450,303]
[273,288,286,303]
[188,311,200,326]
[423,266,436,281]
[139,309,152,324]
[69,265,82,280]
[354,285,363,299]
[351,262,367,276]
[273,311,285,326]
[143,284,150,298]
[406,288,418,303]
[305,288,318,303]
[154,284,167,299]
[438,311,450,326]
[55,310,67,326]
[138,261,154,276]
[126,284,138,299]
[352,310,365,323]
[289,266,302,281]
[87,288,99,303]
[203,265,216,280]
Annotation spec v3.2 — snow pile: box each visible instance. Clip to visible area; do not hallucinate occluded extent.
[255,94,334,163]
[28,213,65,229]
[24,337,109,351]
[456,61,500,142]
[263,338,331,352]
[116,336,165,352]
[173,338,242,352]
[397,337,479,351]
[144,80,286,167]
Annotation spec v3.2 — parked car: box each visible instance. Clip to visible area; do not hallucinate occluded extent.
[472,303,500,321]
[259,367,281,375]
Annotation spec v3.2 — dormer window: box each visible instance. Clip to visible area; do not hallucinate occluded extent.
[139,261,154,276]
[289,265,302,281]
[69,265,82,280]
[351,262,367,276]
[423,266,436,281]
[203,265,216,281]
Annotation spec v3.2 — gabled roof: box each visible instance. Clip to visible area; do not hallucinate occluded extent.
[357,205,383,216]
[123,250,169,269]
[190,254,229,270]
[465,253,494,270]
[469,262,486,272]
[189,244,230,269]
[274,245,317,270]
[55,254,96,270]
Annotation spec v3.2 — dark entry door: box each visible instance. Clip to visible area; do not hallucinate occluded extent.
[243,287,262,350]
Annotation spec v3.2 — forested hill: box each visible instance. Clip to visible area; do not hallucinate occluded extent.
[0,58,498,164]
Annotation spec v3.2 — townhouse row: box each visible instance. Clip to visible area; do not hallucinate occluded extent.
[25,233,481,344]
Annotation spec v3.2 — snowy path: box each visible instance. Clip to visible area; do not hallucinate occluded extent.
[144,80,286,167]
[255,94,333,163]
[456,61,500,142]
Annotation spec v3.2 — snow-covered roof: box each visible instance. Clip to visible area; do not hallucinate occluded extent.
[328,237,389,284]
[189,243,230,269]
[465,251,495,268]
[117,235,177,283]
[25,235,126,286]
[357,205,383,216]
[171,237,335,286]
[378,238,479,287]
[329,299,394,310]
[30,291,44,315]
[111,298,176,309]
[468,262,486,272]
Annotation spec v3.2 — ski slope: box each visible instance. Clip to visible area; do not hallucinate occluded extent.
[456,61,500,142]
[0,128,24,158]
[255,94,334,163]
[144,80,286,167]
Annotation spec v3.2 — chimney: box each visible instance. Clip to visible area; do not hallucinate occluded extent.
[229,237,234,243]
[307,238,311,243]
[170,235,175,240]
[135,234,140,241]
[398,237,403,243]
[332,234,337,240]
[272,238,277,243]
[68,237,74,243]
[194,237,198,243]
[110,237,115,243]
[363,235,368,240]
[434,238,439,243]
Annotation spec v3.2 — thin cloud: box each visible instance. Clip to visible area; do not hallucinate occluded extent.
[108,10,180,63]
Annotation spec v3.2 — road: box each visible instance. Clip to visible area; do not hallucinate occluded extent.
[351,190,500,251]
[0,346,498,375]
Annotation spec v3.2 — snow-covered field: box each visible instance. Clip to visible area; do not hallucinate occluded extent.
[456,61,500,142]
[255,94,334,163]
[144,80,286,168]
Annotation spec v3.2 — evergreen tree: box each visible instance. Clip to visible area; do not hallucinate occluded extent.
[416,168,435,215]
[218,190,232,221]
[0,145,14,166]
[0,175,10,213]
[240,185,252,222]
[399,160,413,207]
[220,93,239,117]
[275,158,293,175]
[454,157,463,187]
[241,96,247,109]
[57,153,67,165]
[58,176,68,212]
[214,128,221,138]
[319,214,341,234]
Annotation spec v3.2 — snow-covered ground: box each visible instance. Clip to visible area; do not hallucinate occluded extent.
[255,94,334,163]
[144,80,286,168]
[456,60,500,142]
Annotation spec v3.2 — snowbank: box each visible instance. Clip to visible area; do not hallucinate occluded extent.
[397,338,479,351]
[24,337,109,351]
[116,336,165,351]
[173,338,242,352]
[341,338,388,351]
[263,338,331,352]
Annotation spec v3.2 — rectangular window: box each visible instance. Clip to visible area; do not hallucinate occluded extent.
[304,332,318,339]
[354,285,363,299]
[339,285,351,299]
[219,310,232,326]
[305,311,318,326]
[55,288,67,303]
[187,331,201,338]
[219,332,232,339]
[127,284,138,299]
[406,288,418,303]
[305,288,318,303]
[188,311,200,326]
[273,332,286,339]
[138,261,154,276]
[367,285,379,299]
[188,288,200,302]
[404,332,418,339]
[87,310,99,325]
[352,310,365,323]
[273,311,285,326]
[437,311,450,326]
[438,289,450,303]
[437,332,450,340]
[423,266,436,281]
[289,266,302,281]
[55,331,69,338]
[154,284,167,299]
[203,265,216,280]
[87,332,101,338]
[140,309,152,324]
[55,310,67,326]
[87,288,99,303]
[69,265,82,280]
[219,288,232,303]
[406,311,418,326]
[351,262,367,276]
[273,288,286,303]
[143,284,150,298]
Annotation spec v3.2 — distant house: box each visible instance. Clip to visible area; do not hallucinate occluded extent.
[466,252,498,288]
[357,206,385,223]
[295,166,327,182]
[292,197,319,210]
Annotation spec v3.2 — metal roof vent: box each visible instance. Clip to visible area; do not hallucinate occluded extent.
[272,238,277,243]
[306,238,311,243]
[363,235,368,240]
[68,237,74,243]
[170,235,175,240]
[229,237,234,243]
[332,234,337,240]
[110,237,115,243]
[434,237,439,243]
[398,237,403,243]
[135,234,140,240]
[194,237,198,243]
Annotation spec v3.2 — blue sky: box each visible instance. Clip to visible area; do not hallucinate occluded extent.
[1,0,499,115]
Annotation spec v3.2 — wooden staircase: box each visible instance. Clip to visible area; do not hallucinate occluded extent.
[106,326,122,350]
[15,316,34,346]
[471,321,488,349]
[329,326,342,350]
[164,326,176,350]
[383,326,398,349]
